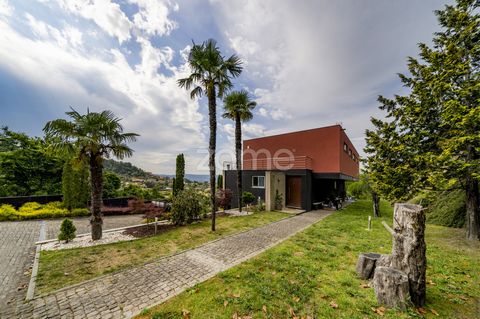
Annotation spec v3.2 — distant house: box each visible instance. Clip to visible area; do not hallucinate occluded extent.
[223,125,360,211]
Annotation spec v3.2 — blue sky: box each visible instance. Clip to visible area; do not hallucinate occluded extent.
[0,0,451,174]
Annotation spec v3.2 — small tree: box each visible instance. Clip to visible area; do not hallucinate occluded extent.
[58,218,76,243]
[216,188,232,211]
[174,154,185,196]
[242,191,255,212]
[217,175,223,190]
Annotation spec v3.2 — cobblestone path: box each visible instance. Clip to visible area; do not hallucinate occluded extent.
[0,214,145,318]
[2,210,330,319]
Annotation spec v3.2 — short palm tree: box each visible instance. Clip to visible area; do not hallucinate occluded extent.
[44,109,138,240]
[178,39,242,231]
[222,90,256,212]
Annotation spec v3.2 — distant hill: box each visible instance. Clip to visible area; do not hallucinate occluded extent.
[104,159,150,178]
[157,174,210,183]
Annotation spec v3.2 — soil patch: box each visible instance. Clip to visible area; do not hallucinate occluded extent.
[123,223,176,238]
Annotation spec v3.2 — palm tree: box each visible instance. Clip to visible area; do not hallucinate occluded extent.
[44,109,138,240]
[222,90,256,212]
[178,39,242,231]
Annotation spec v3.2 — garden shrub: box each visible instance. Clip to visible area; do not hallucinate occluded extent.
[216,188,232,210]
[0,202,89,221]
[0,204,18,221]
[242,192,256,206]
[58,218,76,242]
[427,189,466,228]
[18,202,42,212]
[254,198,266,213]
[171,189,202,225]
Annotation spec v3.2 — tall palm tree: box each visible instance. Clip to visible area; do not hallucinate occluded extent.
[178,39,242,231]
[222,90,256,212]
[44,109,138,240]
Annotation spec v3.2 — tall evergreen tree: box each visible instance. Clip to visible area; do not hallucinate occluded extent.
[222,90,256,212]
[178,39,242,231]
[365,0,480,240]
[174,154,185,196]
[62,160,75,211]
[62,159,90,210]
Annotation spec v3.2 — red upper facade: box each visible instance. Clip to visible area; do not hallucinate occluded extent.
[243,125,359,178]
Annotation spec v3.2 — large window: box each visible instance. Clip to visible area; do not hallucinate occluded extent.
[252,176,265,188]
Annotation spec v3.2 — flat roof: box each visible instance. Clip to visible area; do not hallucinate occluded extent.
[244,124,359,156]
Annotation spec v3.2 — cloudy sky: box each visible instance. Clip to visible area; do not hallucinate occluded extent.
[0,0,451,174]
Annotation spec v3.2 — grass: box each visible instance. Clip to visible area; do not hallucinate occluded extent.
[136,200,480,319]
[36,211,289,295]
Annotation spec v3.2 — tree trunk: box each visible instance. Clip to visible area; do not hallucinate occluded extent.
[356,253,381,280]
[235,114,242,212]
[390,203,426,307]
[372,191,380,217]
[373,266,410,310]
[89,154,104,240]
[466,145,480,240]
[208,85,217,231]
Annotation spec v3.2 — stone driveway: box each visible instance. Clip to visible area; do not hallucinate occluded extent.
[0,215,144,317]
[1,210,330,319]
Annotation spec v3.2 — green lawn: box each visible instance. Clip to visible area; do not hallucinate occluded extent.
[36,211,289,295]
[136,200,480,319]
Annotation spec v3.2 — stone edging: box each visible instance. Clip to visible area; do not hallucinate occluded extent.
[26,220,46,300]
[31,211,302,300]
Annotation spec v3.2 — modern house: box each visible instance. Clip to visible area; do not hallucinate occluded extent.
[223,125,360,211]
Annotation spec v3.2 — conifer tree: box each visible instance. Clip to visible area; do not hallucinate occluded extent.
[365,0,480,240]
[174,154,185,196]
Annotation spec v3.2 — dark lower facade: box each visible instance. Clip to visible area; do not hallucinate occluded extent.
[223,169,353,211]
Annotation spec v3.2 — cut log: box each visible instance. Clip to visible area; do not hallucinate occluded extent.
[376,254,392,268]
[373,266,410,310]
[356,253,381,279]
[390,203,427,307]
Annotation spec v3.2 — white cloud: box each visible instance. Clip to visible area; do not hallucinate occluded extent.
[0,16,205,173]
[211,0,447,157]
[25,13,83,49]
[56,0,132,43]
[0,0,12,17]
[130,0,179,36]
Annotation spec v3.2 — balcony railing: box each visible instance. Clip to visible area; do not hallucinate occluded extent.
[243,156,313,171]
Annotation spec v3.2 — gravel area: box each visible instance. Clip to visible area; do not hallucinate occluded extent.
[41,231,136,251]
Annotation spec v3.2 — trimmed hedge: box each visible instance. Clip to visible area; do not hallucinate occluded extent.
[0,202,89,221]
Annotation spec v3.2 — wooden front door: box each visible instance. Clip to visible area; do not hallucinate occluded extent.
[286,176,302,208]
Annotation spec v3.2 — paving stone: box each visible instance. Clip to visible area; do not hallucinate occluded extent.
[1,211,330,318]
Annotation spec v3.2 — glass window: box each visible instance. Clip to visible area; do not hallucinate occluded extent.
[252,176,265,188]
[343,143,348,152]
[348,149,352,156]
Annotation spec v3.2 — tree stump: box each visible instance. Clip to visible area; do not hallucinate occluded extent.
[390,203,427,307]
[356,253,381,279]
[376,254,392,268]
[373,266,410,310]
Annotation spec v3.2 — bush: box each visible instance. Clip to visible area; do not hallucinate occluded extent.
[216,188,232,210]
[0,202,89,221]
[242,192,256,206]
[427,189,466,228]
[171,189,202,225]
[0,204,18,221]
[58,218,76,242]
[254,198,266,213]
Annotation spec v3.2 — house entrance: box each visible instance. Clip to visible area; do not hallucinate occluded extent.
[286,176,302,208]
